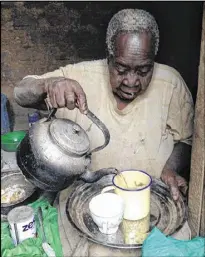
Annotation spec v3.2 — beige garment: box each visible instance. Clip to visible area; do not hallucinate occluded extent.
[25,59,194,178]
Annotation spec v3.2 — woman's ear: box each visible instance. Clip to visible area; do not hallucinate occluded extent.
[107,54,113,65]
[105,48,110,63]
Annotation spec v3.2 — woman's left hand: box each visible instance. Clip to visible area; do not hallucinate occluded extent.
[161,169,188,201]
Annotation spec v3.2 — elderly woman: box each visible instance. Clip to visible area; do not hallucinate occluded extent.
[15,9,193,203]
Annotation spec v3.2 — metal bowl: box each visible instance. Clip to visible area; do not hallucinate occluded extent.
[1,171,36,208]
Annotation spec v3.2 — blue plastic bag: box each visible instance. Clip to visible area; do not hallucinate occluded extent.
[142,227,205,257]
[1,93,10,135]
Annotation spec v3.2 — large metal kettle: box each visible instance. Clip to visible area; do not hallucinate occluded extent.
[16,109,117,192]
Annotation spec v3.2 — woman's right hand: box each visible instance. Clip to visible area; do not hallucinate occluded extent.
[44,77,88,114]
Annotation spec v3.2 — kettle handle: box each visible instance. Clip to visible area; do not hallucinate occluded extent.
[45,108,57,122]
[86,110,110,155]
[45,108,110,154]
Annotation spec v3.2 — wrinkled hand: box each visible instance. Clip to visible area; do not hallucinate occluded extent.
[44,77,88,114]
[161,169,188,201]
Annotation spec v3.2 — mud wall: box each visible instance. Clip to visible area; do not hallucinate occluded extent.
[1,1,203,128]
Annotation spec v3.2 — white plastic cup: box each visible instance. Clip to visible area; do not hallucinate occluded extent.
[89,193,124,234]
[7,206,36,246]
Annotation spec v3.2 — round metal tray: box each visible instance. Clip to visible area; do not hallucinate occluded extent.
[66,175,187,249]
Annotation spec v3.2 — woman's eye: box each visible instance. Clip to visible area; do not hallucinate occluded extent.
[137,67,152,76]
[137,71,148,77]
[116,67,127,75]
[118,70,126,75]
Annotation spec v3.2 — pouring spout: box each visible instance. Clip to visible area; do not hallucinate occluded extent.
[80,168,118,183]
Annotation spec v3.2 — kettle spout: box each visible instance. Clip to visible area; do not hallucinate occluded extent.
[80,168,118,183]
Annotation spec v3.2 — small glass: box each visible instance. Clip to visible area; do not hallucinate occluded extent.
[122,214,150,244]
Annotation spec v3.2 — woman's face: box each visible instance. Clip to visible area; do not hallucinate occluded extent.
[108,32,155,103]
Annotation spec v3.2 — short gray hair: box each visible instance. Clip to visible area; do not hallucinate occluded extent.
[106,9,159,57]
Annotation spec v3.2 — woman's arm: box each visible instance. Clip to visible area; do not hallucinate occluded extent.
[14,76,88,114]
[14,77,48,109]
[14,65,68,109]
[163,142,191,174]
[161,142,191,200]
[161,70,194,201]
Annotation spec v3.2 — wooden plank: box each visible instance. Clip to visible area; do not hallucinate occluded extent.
[188,3,205,237]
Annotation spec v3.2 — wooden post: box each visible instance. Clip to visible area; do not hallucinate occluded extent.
[188,3,205,237]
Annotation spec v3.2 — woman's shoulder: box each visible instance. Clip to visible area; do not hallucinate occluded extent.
[152,62,185,87]
[152,63,193,102]
[67,59,108,74]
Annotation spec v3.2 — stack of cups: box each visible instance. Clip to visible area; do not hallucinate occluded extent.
[102,169,152,244]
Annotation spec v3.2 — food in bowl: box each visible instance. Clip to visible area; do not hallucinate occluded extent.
[1,185,26,204]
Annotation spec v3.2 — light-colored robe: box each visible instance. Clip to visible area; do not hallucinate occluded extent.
[25,59,194,178]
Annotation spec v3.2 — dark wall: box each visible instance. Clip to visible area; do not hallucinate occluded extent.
[1,1,203,103]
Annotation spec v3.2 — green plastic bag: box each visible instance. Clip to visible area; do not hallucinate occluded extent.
[142,227,205,257]
[1,199,63,257]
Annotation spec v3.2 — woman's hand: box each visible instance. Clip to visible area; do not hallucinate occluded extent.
[44,77,88,114]
[161,169,188,201]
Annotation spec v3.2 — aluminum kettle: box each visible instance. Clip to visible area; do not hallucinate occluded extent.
[16,109,117,191]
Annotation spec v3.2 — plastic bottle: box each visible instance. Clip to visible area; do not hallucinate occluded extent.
[28,111,39,127]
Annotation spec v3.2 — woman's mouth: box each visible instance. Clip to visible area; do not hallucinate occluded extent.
[118,87,140,100]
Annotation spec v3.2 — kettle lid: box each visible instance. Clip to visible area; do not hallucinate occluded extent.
[49,119,90,156]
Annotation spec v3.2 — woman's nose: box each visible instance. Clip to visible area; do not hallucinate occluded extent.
[123,72,140,87]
